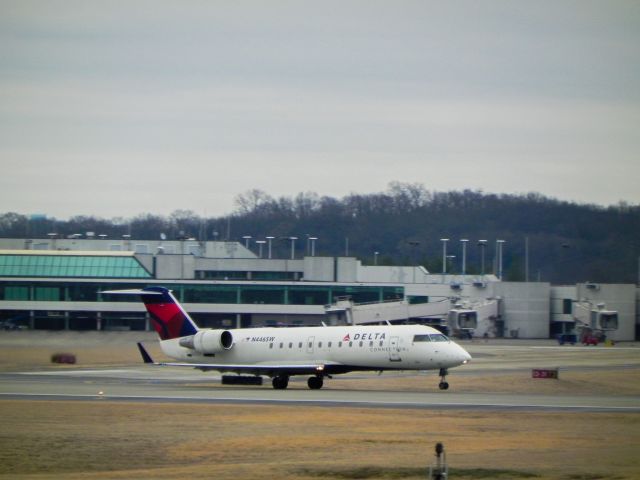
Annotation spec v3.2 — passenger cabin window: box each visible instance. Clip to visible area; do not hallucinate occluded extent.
[359,341,363,347]
[338,341,342,347]
[298,342,302,348]
[369,341,373,347]
[279,342,283,348]
[413,334,431,342]
[328,342,332,348]
[349,341,353,347]
[269,343,273,349]
[429,334,449,342]
[288,342,293,348]
[318,341,322,348]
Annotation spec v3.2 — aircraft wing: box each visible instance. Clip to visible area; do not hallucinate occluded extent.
[137,343,338,376]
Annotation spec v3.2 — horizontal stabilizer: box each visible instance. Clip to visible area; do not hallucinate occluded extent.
[101,289,164,295]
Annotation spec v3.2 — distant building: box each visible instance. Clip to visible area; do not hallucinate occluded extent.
[0,238,637,340]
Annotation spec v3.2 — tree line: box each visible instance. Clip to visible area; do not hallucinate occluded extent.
[2,182,639,284]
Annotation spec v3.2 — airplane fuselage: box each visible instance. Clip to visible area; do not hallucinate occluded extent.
[160,324,470,373]
[105,286,471,389]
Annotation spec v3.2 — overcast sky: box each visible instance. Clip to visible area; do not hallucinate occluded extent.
[1,0,639,219]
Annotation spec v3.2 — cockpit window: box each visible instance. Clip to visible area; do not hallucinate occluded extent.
[413,334,431,342]
[429,334,449,342]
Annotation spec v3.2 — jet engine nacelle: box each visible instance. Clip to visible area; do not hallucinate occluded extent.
[179,329,234,354]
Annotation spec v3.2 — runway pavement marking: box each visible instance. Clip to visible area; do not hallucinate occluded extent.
[531,346,640,351]
[16,369,133,375]
[1,392,639,412]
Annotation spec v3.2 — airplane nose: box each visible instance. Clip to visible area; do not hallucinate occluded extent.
[461,350,472,364]
[456,345,472,365]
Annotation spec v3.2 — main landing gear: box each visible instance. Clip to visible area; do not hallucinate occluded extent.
[272,375,289,390]
[438,368,450,390]
[307,376,323,390]
[271,375,325,390]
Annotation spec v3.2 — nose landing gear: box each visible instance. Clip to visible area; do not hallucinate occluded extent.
[438,368,449,390]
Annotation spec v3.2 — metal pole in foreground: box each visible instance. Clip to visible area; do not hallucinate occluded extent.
[429,442,448,479]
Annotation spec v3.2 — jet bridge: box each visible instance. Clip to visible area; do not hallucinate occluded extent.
[324,297,451,326]
[449,299,501,338]
[324,296,502,338]
[573,301,618,341]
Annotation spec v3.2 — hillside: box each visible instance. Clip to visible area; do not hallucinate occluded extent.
[2,184,639,284]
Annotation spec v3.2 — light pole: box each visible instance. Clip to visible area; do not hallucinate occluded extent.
[242,235,252,249]
[374,251,379,266]
[289,236,298,260]
[460,239,469,275]
[497,239,506,280]
[525,236,529,282]
[440,238,449,274]
[266,236,274,259]
[477,240,487,275]
[309,237,318,257]
[255,240,266,258]
[408,241,420,283]
[447,255,456,273]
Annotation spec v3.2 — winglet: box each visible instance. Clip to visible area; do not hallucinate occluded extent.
[137,342,154,364]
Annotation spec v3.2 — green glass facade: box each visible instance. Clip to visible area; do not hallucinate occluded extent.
[0,281,403,306]
[0,255,151,278]
[198,270,298,281]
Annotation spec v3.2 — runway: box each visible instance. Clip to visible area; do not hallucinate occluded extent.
[1,366,638,412]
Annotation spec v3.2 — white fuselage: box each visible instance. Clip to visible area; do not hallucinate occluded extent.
[159,324,471,372]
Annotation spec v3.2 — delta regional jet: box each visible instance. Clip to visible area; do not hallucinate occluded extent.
[104,287,471,390]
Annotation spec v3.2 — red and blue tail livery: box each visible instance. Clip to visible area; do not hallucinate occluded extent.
[138,287,198,340]
[102,287,198,340]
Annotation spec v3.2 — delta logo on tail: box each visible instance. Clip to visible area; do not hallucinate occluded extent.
[139,287,198,340]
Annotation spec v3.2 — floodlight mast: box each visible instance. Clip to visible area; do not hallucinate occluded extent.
[460,239,469,275]
[477,240,487,275]
[289,236,298,260]
[440,239,449,274]
[309,237,318,257]
[497,239,506,280]
[266,236,274,259]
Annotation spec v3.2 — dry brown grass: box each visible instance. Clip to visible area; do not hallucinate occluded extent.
[1,333,639,479]
[328,369,640,396]
[0,400,639,480]
[0,332,163,372]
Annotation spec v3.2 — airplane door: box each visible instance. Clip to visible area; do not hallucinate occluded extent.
[307,336,315,354]
[389,336,401,362]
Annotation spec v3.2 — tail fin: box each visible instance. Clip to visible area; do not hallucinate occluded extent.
[139,287,198,340]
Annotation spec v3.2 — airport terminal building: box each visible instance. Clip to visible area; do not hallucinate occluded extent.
[0,237,638,341]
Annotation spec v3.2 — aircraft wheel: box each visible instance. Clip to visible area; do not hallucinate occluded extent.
[307,376,323,390]
[438,381,449,390]
[272,376,289,390]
